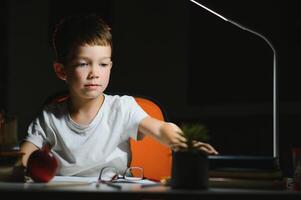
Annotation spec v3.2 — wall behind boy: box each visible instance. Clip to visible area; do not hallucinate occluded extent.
[3,0,189,140]
[4,0,58,136]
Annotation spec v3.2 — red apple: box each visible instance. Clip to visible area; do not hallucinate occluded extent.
[26,144,58,182]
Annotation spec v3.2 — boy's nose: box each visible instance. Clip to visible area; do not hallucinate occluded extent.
[88,73,99,79]
[88,64,100,79]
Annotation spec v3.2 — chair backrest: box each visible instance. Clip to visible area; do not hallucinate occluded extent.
[131,97,172,181]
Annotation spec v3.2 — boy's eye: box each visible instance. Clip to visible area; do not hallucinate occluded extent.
[78,62,88,67]
[100,62,111,67]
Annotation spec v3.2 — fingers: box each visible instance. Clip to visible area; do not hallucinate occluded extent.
[169,137,188,151]
[176,133,187,143]
[170,144,186,152]
[164,122,187,151]
[192,141,219,155]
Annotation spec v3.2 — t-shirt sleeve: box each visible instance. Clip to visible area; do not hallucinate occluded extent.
[24,110,57,148]
[120,96,148,141]
[25,117,45,148]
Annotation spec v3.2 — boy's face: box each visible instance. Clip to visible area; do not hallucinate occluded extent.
[61,45,112,100]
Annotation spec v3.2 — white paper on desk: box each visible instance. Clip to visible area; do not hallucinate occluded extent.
[51,176,158,185]
[27,176,157,188]
[51,176,98,183]
[26,176,99,188]
[112,178,158,185]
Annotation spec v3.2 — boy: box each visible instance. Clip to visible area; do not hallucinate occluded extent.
[20,14,217,176]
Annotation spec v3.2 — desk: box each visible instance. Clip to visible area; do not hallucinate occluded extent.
[1,181,301,200]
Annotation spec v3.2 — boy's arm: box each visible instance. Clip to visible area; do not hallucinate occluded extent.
[20,141,39,167]
[138,116,218,154]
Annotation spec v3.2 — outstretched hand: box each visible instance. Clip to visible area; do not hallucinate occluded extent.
[160,122,188,150]
[162,123,218,155]
[139,117,219,155]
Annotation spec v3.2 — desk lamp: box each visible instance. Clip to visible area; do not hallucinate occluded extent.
[189,0,279,167]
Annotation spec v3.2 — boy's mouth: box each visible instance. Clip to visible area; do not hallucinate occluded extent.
[85,84,100,86]
[84,84,101,89]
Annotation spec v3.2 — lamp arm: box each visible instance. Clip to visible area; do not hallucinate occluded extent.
[189,0,279,160]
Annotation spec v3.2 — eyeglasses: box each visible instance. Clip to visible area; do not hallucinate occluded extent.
[96,166,144,189]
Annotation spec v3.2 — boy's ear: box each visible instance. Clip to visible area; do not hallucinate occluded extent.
[53,62,67,81]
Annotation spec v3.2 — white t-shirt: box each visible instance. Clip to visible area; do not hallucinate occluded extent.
[25,94,148,176]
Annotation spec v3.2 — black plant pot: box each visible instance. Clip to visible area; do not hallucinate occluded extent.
[171,150,208,189]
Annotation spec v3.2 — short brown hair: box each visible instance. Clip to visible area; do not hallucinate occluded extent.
[52,14,112,64]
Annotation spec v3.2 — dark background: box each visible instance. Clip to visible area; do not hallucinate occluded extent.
[0,0,299,176]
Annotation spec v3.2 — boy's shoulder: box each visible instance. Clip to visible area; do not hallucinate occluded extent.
[43,97,68,117]
[105,94,134,101]
[105,94,136,106]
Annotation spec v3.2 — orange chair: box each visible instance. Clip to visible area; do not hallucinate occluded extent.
[130,97,172,181]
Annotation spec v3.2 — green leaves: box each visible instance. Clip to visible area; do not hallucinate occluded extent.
[181,123,209,150]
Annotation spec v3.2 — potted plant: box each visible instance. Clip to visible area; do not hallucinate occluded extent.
[171,123,210,189]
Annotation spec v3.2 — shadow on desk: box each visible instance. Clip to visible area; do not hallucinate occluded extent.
[209,177,286,190]
[1,182,301,200]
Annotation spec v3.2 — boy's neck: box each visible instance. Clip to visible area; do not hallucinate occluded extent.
[68,94,105,125]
